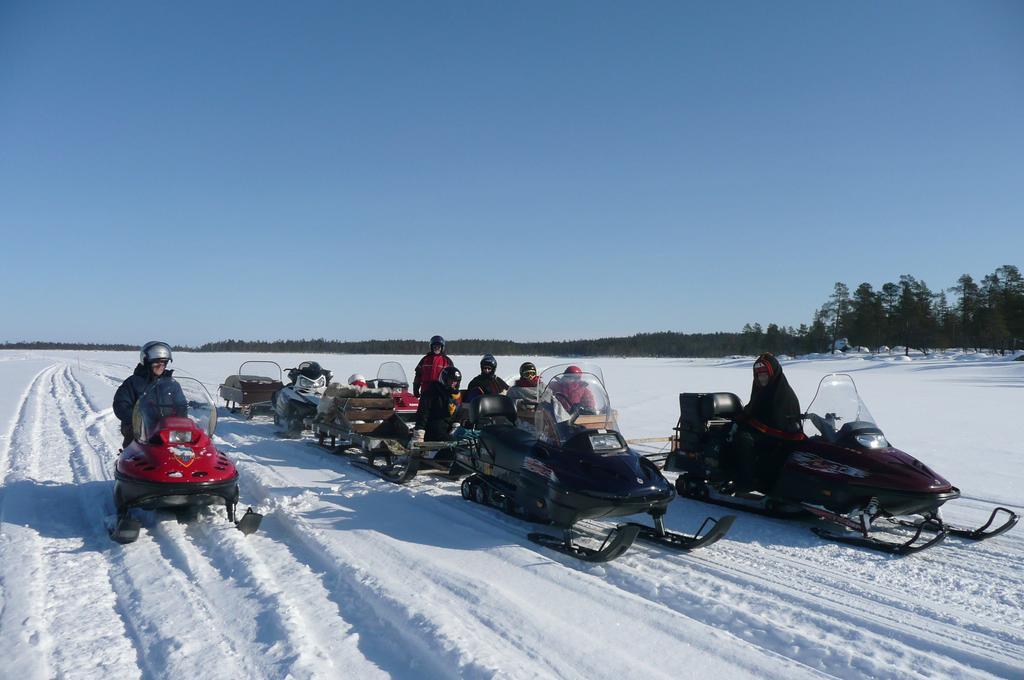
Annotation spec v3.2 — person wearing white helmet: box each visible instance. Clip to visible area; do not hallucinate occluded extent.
[348,373,368,388]
[112,341,184,447]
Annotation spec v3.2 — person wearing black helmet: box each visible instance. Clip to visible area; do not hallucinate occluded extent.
[412,365,462,443]
[506,361,540,405]
[412,334,453,398]
[113,341,185,448]
[464,354,509,403]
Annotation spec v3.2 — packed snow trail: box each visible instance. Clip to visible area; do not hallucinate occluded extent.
[1,351,1022,679]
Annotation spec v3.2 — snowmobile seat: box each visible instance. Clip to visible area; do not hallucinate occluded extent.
[469,395,517,428]
[479,426,537,468]
[701,393,742,420]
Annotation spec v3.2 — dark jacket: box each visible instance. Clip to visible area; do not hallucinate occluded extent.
[113,364,175,425]
[465,374,509,402]
[413,352,453,397]
[741,353,802,435]
[414,381,461,442]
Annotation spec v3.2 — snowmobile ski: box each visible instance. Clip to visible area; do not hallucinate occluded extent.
[528,524,642,563]
[109,513,142,544]
[234,507,263,535]
[350,455,420,484]
[627,513,736,551]
[892,506,1019,541]
[812,518,947,555]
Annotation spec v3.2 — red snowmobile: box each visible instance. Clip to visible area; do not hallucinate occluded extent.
[666,373,1017,554]
[111,376,263,544]
[366,361,419,423]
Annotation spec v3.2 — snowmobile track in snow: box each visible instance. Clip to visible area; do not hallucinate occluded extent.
[4,355,1023,680]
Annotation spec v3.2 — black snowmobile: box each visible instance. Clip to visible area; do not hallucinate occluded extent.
[272,361,332,436]
[666,373,1018,554]
[454,364,735,563]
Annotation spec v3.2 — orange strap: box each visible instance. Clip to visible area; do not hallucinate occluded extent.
[740,416,806,441]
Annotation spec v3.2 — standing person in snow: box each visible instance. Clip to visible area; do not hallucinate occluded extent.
[730,352,803,491]
[464,354,509,403]
[412,366,462,443]
[112,341,184,448]
[548,365,596,412]
[412,335,453,398]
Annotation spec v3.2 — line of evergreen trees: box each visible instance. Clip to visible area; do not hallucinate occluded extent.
[813,264,1023,355]
[5,266,1020,358]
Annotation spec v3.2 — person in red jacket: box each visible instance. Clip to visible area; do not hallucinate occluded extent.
[549,365,596,412]
[413,335,453,397]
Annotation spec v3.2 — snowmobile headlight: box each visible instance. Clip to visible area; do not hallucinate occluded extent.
[855,433,888,449]
[168,429,193,444]
[589,433,624,452]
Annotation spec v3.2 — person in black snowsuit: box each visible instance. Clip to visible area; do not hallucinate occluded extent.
[413,366,462,443]
[113,341,182,448]
[464,354,509,403]
[730,353,803,492]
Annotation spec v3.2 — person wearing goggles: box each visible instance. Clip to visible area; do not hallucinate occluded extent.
[505,361,543,417]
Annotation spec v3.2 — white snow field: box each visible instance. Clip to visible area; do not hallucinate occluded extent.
[0,350,1021,680]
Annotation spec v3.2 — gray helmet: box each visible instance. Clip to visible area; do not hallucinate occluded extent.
[140,341,172,365]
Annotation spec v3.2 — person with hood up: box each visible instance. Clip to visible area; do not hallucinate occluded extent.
[412,366,462,443]
[113,341,185,448]
[731,353,803,491]
[413,335,453,398]
[464,354,509,403]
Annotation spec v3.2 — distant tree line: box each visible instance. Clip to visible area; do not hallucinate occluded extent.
[813,264,1023,356]
[5,265,1020,358]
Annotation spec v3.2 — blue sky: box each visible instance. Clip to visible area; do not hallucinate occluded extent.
[2,1,1022,345]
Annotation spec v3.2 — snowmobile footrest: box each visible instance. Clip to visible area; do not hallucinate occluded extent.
[628,514,736,551]
[529,524,641,563]
[110,514,141,544]
[812,519,947,555]
[235,507,263,536]
[350,458,420,484]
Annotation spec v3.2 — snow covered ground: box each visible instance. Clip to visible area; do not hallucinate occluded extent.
[0,350,1021,679]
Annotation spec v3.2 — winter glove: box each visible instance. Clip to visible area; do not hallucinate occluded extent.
[412,429,425,444]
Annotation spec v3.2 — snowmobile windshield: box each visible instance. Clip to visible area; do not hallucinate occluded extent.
[375,361,410,388]
[238,360,282,382]
[802,374,880,441]
[132,377,217,442]
[535,365,616,447]
[295,374,327,392]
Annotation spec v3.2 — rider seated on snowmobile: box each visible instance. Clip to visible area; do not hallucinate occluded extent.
[413,335,454,398]
[412,366,462,444]
[548,365,597,414]
[113,341,185,448]
[464,354,509,403]
[506,362,541,408]
[729,353,803,492]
